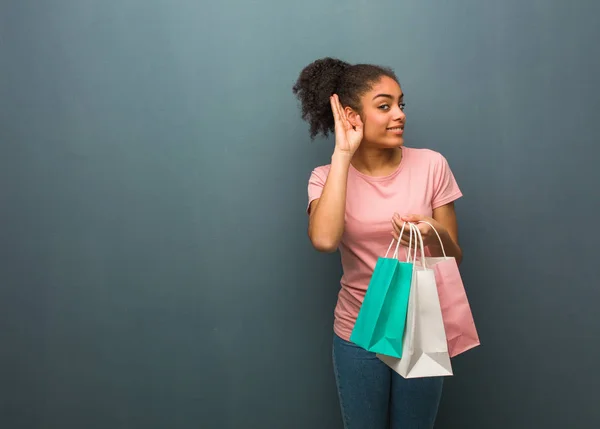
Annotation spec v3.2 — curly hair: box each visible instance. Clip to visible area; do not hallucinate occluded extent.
[292,57,398,140]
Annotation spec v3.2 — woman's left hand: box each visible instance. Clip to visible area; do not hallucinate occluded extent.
[391,213,445,248]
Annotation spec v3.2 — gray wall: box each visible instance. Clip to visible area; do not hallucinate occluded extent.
[1,1,599,428]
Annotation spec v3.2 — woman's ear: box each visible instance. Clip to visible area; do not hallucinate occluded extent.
[344,107,361,128]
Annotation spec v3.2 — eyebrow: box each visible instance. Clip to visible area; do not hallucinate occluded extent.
[373,93,404,101]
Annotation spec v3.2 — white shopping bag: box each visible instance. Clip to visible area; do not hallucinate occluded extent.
[377,223,453,378]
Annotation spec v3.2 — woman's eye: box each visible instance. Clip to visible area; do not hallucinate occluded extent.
[378,103,405,111]
[378,102,406,111]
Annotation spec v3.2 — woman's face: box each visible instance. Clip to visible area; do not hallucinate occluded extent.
[351,76,406,148]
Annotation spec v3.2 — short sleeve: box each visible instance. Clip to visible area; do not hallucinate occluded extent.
[431,153,463,209]
[307,166,329,214]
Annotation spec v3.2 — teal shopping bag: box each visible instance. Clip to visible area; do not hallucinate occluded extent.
[350,237,414,358]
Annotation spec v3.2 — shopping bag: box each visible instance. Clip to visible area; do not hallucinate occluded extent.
[349,223,414,358]
[414,221,480,357]
[377,223,453,378]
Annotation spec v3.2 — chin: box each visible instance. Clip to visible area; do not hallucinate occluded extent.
[363,134,404,148]
[375,137,404,148]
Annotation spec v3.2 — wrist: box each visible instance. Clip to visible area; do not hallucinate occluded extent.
[332,149,354,164]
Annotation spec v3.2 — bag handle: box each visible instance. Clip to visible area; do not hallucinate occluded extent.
[405,223,418,263]
[393,221,417,260]
[385,221,418,260]
[384,221,413,258]
[417,220,448,259]
[406,223,428,269]
[384,221,447,264]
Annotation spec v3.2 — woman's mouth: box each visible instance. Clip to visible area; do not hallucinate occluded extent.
[387,126,404,135]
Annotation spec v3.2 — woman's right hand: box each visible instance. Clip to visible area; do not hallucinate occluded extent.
[330,94,363,156]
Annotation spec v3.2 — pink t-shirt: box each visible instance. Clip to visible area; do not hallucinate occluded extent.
[307,146,463,341]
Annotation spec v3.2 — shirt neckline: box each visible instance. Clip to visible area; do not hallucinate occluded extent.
[348,146,407,182]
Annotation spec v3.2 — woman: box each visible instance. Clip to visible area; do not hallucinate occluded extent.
[293,57,464,428]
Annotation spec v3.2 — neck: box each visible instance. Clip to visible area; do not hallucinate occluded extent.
[351,146,403,176]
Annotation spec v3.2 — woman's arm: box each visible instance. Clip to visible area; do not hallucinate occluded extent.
[308,95,364,253]
[308,151,352,253]
[429,202,462,265]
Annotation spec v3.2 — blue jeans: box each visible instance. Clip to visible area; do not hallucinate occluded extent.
[332,333,443,429]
